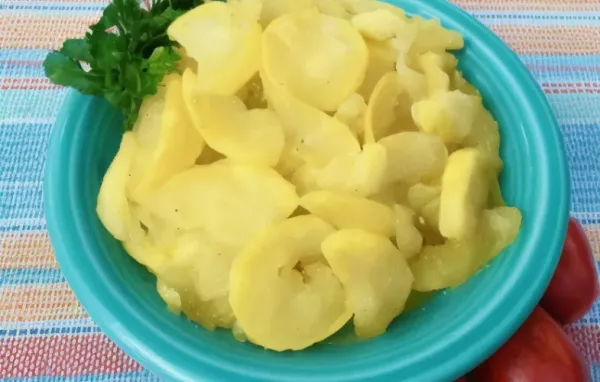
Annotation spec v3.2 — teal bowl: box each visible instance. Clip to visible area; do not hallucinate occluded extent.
[44,0,570,380]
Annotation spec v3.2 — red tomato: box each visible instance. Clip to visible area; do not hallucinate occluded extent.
[541,217,599,324]
[454,377,467,382]
[468,306,590,382]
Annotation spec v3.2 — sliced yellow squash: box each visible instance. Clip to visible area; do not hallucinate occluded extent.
[321,229,414,338]
[317,143,387,197]
[300,190,395,237]
[97,132,138,241]
[182,69,284,167]
[262,72,360,167]
[379,132,448,185]
[145,162,299,249]
[167,1,261,95]
[129,75,205,203]
[365,71,403,143]
[262,9,368,111]
[439,148,488,240]
[230,215,351,351]
[394,204,423,259]
[411,90,481,144]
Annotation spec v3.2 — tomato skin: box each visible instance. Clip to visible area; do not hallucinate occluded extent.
[541,217,599,324]
[468,306,590,382]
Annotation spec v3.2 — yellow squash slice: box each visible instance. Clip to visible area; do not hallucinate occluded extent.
[365,71,403,143]
[351,9,403,41]
[411,90,481,144]
[410,206,521,291]
[464,106,502,172]
[407,182,441,229]
[229,215,351,351]
[334,93,367,138]
[439,148,488,240]
[300,190,395,237]
[262,9,368,111]
[262,73,360,166]
[409,17,464,54]
[396,54,428,103]
[157,280,182,314]
[369,182,409,208]
[97,132,138,241]
[418,52,450,96]
[321,229,414,338]
[394,204,423,259]
[129,75,205,203]
[145,162,299,248]
[358,40,397,100]
[167,1,261,95]
[341,0,406,19]
[182,69,284,167]
[156,229,238,329]
[316,143,387,197]
[168,230,238,302]
[379,132,448,185]
[259,0,314,26]
[291,164,323,196]
[315,0,350,18]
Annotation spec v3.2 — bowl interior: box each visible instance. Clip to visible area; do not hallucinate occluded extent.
[45,0,570,381]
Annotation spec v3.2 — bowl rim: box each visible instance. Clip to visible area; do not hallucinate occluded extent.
[45,0,571,380]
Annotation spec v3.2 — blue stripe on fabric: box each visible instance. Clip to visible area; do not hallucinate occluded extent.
[519,55,600,67]
[0,182,45,222]
[2,4,106,11]
[561,124,600,214]
[546,94,600,122]
[576,270,600,325]
[579,218,600,225]
[2,64,45,78]
[0,123,51,183]
[3,92,600,123]
[591,364,600,382]
[0,91,67,121]
[4,52,600,65]
[5,50,598,66]
[0,371,159,382]
[0,325,102,337]
[3,61,598,85]
[0,49,50,61]
[529,70,600,84]
[0,222,46,232]
[2,53,600,67]
[0,268,66,285]
[469,11,600,26]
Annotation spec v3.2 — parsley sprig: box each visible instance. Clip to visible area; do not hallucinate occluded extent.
[44,0,206,129]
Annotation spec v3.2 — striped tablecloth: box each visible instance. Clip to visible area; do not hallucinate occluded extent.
[1,0,599,380]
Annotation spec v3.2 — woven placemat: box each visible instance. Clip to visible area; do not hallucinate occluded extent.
[1,0,599,380]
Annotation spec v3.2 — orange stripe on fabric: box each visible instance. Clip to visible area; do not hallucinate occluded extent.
[0,233,58,270]
[453,0,600,12]
[0,16,99,50]
[0,283,87,322]
[0,78,59,90]
[0,334,142,378]
[1,15,600,55]
[490,25,600,55]
[585,227,600,261]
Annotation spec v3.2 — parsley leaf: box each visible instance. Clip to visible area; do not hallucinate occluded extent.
[43,0,203,130]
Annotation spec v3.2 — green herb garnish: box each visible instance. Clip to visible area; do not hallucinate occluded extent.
[43,0,207,129]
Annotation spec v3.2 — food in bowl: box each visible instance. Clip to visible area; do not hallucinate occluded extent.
[48,0,522,351]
